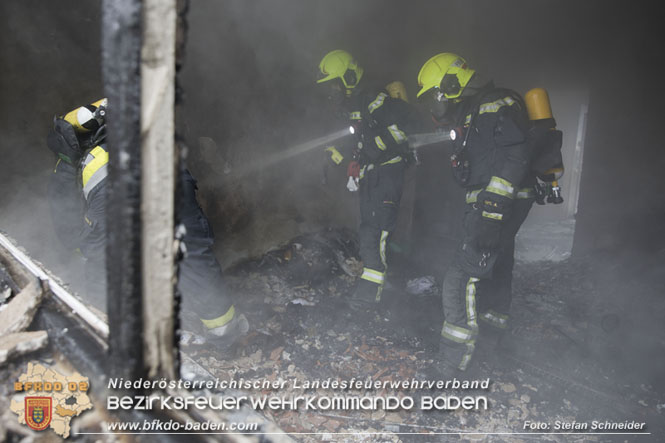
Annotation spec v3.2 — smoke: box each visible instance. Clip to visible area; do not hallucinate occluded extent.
[1,0,664,425]
[176,0,665,402]
[0,0,102,304]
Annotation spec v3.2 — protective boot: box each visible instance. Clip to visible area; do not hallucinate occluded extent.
[181,307,250,351]
[205,313,249,352]
[420,340,470,381]
[348,279,382,312]
[477,315,513,357]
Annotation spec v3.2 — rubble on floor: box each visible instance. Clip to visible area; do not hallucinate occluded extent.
[184,229,664,442]
[0,254,49,367]
[0,331,48,366]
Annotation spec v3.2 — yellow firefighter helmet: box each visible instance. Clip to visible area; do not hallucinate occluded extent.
[417,53,475,100]
[317,49,364,93]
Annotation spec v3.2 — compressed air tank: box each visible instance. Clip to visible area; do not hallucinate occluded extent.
[386,81,409,103]
[525,87,553,121]
[525,87,564,191]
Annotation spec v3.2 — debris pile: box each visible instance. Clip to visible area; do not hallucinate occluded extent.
[0,253,48,367]
[184,231,664,441]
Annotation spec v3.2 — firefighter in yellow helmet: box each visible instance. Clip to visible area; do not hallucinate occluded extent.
[317,49,421,312]
[46,98,248,349]
[416,53,537,376]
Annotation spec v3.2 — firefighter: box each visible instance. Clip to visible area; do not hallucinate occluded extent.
[416,53,536,375]
[46,98,248,347]
[316,49,420,312]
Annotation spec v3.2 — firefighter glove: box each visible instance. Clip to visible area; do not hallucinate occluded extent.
[474,216,502,251]
[346,176,359,192]
[47,118,83,164]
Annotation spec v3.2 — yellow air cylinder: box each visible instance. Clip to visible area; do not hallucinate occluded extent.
[386,81,409,103]
[525,87,553,121]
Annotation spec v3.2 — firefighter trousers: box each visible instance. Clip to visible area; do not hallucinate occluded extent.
[354,159,406,302]
[439,197,534,370]
[178,172,235,329]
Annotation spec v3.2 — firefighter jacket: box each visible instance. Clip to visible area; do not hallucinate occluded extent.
[76,144,234,320]
[47,159,86,252]
[354,87,421,167]
[78,145,109,265]
[329,87,420,168]
[452,87,535,200]
[77,145,218,263]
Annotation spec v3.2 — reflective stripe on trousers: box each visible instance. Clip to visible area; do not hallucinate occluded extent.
[440,276,479,370]
[360,230,389,301]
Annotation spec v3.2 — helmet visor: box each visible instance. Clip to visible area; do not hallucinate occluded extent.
[322,78,346,106]
[418,87,450,121]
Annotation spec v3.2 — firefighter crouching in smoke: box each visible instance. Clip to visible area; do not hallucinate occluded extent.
[316,49,421,312]
[46,98,248,348]
[416,53,557,376]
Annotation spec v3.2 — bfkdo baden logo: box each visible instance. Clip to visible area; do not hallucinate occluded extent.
[11,362,92,438]
[25,397,52,431]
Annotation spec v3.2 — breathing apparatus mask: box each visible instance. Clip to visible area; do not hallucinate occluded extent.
[324,79,347,107]
[419,87,460,125]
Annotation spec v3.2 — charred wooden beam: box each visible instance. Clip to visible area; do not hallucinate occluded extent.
[102,0,145,381]
[102,0,180,382]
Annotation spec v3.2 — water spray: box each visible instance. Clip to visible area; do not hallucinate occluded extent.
[232,126,459,178]
[232,127,353,177]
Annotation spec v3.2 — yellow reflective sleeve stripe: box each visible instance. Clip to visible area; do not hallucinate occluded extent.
[82,146,109,187]
[516,187,535,199]
[359,164,373,180]
[375,136,387,151]
[380,156,402,166]
[387,124,407,143]
[350,111,362,120]
[478,96,517,115]
[463,96,518,126]
[465,189,482,204]
[360,267,385,284]
[82,146,109,200]
[325,146,344,164]
[486,176,515,198]
[368,92,387,114]
[482,211,503,221]
[201,305,235,329]
[54,158,62,173]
